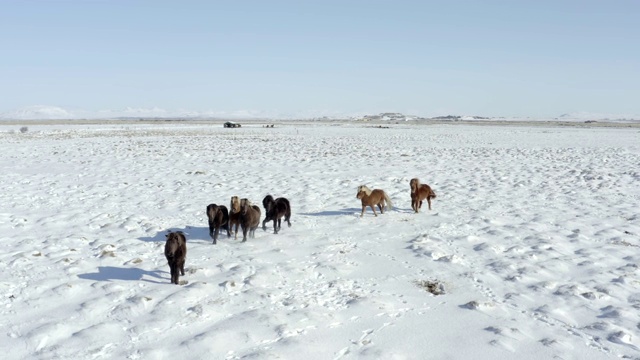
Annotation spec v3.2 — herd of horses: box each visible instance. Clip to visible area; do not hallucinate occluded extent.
[164,178,436,284]
[206,194,292,244]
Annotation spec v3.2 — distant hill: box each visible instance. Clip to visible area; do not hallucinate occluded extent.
[429,115,489,121]
[1,106,638,123]
[360,113,426,121]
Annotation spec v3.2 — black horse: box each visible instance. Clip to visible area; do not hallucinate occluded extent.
[262,195,292,234]
[164,231,187,285]
[206,203,230,244]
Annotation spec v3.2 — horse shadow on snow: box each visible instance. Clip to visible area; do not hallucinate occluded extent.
[301,206,415,217]
[78,225,210,284]
[300,208,362,217]
[78,266,165,283]
[138,225,210,244]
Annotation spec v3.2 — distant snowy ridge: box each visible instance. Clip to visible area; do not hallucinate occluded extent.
[1,105,639,122]
[0,105,274,120]
[1,105,78,120]
[557,112,640,121]
[0,105,358,121]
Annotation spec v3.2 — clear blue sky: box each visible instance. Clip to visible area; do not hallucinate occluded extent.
[1,0,638,117]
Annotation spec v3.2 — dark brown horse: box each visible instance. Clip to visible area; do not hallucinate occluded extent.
[356,185,393,217]
[206,203,230,244]
[409,178,436,213]
[228,196,242,240]
[262,195,292,234]
[164,231,187,285]
[239,198,261,242]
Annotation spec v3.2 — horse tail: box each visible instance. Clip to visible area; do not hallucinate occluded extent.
[429,189,437,199]
[283,198,291,219]
[384,191,393,210]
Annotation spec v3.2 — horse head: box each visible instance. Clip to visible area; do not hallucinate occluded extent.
[262,195,275,211]
[240,198,251,215]
[410,178,420,193]
[356,185,371,199]
[165,232,182,258]
[230,196,241,214]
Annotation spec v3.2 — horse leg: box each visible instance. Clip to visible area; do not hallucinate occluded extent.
[277,218,281,231]
[173,265,179,284]
[170,262,177,284]
[273,219,278,234]
[179,258,185,276]
[370,205,378,216]
[213,226,219,244]
[262,217,268,231]
[427,197,432,210]
[360,205,366,217]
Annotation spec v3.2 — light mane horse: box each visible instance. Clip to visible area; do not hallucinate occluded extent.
[356,185,393,217]
[228,196,242,239]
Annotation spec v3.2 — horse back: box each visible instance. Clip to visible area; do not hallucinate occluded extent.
[420,184,436,199]
[275,197,290,214]
[371,189,387,202]
[218,205,230,223]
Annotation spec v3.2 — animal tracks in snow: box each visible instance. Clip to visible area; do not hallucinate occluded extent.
[2,123,640,359]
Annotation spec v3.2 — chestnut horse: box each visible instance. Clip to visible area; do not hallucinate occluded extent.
[164,231,187,285]
[239,198,261,242]
[409,178,436,213]
[228,196,242,239]
[206,203,230,244]
[262,195,292,234]
[356,185,393,217]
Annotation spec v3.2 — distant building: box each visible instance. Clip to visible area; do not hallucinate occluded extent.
[224,122,241,128]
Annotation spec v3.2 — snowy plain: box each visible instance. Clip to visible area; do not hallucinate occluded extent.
[1,120,639,359]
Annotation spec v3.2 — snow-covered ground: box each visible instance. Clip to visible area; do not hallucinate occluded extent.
[1,121,639,359]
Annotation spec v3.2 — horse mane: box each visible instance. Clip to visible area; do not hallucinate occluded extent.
[410,178,420,193]
[230,196,241,213]
[262,194,275,209]
[357,185,372,196]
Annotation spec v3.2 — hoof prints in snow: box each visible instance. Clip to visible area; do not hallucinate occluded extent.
[1,123,640,359]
